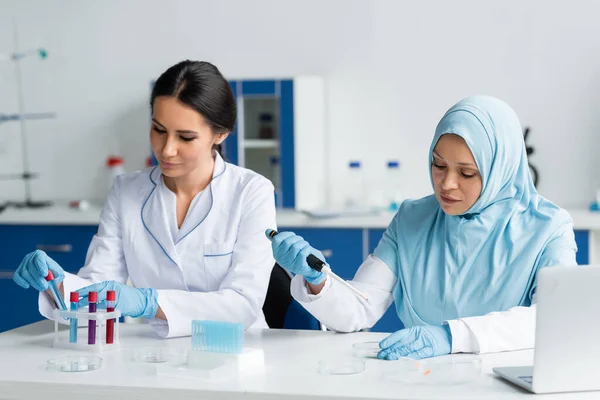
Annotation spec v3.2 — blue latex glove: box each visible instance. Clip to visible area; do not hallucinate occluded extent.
[378,325,452,360]
[13,250,65,291]
[76,281,158,319]
[265,230,326,284]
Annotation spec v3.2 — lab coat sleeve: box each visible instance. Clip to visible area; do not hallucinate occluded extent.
[150,179,276,338]
[290,255,397,332]
[447,229,577,354]
[290,211,401,332]
[38,178,128,321]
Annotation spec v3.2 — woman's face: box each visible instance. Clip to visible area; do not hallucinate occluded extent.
[431,134,483,215]
[150,96,227,179]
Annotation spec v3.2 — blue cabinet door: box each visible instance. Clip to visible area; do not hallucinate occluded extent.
[226,79,295,208]
[574,230,589,265]
[367,229,386,255]
[0,225,98,273]
[367,229,403,333]
[0,276,42,332]
[225,80,240,166]
[279,80,295,208]
[226,79,279,165]
[0,225,98,333]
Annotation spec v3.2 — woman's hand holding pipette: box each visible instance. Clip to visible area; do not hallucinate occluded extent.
[266,229,369,300]
[265,230,327,286]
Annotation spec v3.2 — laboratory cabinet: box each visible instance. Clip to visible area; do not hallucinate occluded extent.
[226,77,326,210]
[0,224,97,332]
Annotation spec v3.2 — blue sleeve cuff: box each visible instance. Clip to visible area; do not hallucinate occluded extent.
[141,288,159,319]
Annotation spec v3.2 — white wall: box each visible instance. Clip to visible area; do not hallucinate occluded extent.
[0,0,598,208]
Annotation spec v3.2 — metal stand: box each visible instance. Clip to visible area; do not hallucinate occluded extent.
[0,23,54,210]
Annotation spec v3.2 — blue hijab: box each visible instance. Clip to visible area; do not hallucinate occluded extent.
[373,96,576,327]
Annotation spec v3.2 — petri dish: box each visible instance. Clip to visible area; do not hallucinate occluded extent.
[46,356,103,372]
[318,357,365,375]
[382,355,482,385]
[156,350,237,380]
[131,347,185,363]
[352,341,380,359]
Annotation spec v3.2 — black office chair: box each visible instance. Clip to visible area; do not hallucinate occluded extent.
[262,263,321,330]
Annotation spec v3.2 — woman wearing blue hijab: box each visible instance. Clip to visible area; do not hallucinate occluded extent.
[268,96,577,359]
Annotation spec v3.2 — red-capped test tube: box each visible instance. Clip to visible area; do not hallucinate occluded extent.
[45,270,67,310]
[69,292,79,343]
[106,290,116,344]
[88,291,97,345]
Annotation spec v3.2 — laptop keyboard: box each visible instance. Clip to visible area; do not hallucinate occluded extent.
[519,376,533,385]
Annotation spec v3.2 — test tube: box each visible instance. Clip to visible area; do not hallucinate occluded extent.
[106,290,116,344]
[44,271,67,310]
[69,292,78,343]
[88,291,97,345]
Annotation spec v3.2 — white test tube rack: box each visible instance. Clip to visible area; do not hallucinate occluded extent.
[52,308,121,352]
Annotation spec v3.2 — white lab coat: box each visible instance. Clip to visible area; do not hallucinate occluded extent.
[291,255,536,354]
[39,153,276,338]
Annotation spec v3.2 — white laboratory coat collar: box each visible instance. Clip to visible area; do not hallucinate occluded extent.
[142,153,228,268]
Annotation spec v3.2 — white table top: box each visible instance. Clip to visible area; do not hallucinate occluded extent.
[1,204,600,230]
[0,321,595,400]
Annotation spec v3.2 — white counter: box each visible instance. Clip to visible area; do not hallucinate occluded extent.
[0,204,103,226]
[0,321,595,400]
[1,204,600,230]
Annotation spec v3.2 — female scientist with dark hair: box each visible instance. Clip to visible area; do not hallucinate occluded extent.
[14,60,276,338]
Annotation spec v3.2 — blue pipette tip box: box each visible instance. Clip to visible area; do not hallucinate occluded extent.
[191,320,244,354]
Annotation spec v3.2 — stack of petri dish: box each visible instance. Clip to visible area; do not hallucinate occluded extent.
[46,356,103,372]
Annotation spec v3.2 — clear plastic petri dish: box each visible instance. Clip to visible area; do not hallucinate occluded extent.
[352,341,380,359]
[318,357,366,375]
[155,350,237,380]
[131,347,185,363]
[382,355,482,385]
[46,356,103,372]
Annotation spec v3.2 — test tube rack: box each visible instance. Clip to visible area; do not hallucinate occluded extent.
[52,308,121,352]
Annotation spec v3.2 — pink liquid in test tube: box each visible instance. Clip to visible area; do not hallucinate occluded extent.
[106,290,115,344]
[88,291,97,345]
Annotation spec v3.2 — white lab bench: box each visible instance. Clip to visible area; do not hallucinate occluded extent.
[0,203,599,232]
[0,320,596,400]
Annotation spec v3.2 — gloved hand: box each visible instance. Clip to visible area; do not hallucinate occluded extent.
[378,325,452,360]
[76,281,158,319]
[265,230,326,284]
[13,250,65,291]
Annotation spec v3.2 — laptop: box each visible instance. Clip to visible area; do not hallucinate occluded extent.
[493,265,600,394]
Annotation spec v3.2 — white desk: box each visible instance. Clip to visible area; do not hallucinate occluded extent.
[0,321,595,400]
